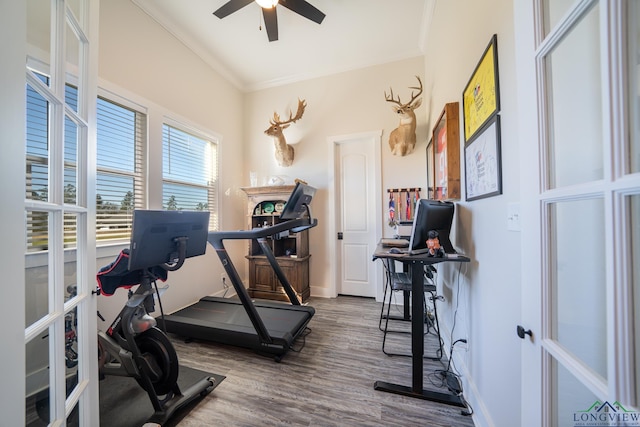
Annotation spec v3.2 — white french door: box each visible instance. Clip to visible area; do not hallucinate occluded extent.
[24,0,99,425]
[517,1,640,426]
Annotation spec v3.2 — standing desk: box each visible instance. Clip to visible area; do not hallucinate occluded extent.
[372,243,470,406]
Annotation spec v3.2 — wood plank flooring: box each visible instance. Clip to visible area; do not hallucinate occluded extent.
[168,295,475,427]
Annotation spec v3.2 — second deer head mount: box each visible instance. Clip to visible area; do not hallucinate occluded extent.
[385,76,423,156]
[264,99,307,167]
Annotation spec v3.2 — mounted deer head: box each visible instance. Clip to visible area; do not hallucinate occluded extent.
[384,76,423,156]
[264,99,307,167]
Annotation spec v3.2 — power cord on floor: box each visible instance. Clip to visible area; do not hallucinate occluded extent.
[428,338,475,416]
[289,327,312,352]
[222,277,229,298]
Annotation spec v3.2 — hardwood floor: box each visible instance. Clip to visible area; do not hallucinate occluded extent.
[168,295,475,427]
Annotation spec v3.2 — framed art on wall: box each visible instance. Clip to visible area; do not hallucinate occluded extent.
[426,138,434,199]
[462,34,500,143]
[464,116,502,201]
[432,102,460,201]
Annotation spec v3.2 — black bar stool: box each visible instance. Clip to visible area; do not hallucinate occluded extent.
[379,259,443,359]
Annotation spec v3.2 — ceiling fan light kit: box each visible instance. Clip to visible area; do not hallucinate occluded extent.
[255,0,278,9]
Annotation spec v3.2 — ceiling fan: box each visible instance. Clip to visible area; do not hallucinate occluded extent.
[213,0,326,42]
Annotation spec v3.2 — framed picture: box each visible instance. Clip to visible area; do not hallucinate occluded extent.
[464,116,502,201]
[426,138,434,199]
[432,102,460,201]
[462,34,500,143]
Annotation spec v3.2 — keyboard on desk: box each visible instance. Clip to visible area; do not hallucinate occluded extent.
[380,238,410,248]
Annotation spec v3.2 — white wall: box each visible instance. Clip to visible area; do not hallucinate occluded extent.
[244,57,427,296]
[96,0,247,321]
[423,1,520,426]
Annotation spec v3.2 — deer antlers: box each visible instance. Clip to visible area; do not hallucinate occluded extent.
[384,76,423,156]
[384,76,423,108]
[264,98,307,167]
[269,98,307,128]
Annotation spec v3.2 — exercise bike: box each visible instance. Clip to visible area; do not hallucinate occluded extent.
[96,210,216,426]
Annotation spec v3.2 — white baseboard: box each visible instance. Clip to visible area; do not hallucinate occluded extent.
[310,286,336,299]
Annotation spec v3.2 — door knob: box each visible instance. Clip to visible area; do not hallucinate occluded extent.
[517,325,532,339]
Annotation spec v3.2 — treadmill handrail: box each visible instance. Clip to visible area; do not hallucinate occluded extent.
[206,216,317,347]
[207,217,317,244]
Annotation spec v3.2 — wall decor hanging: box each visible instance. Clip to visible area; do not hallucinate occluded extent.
[462,34,500,143]
[264,98,306,167]
[464,116,502,201]
[425,138,434,199]
[384,76,423,156]
[431,102,460,201]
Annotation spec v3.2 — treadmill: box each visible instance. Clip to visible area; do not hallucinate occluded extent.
[161,183,317,361]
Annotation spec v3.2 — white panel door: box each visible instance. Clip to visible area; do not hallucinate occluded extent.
[333,132,381,298]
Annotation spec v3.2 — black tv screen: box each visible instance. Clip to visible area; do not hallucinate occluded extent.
[408,199,455,254]
[128,210,210,271]
[280,182,317,220]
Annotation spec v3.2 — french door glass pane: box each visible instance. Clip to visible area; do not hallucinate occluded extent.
[542,0,574,37]
[65,21,81,114]
[26,83,49,203]
[63,214,77,251]
[26,0,51,79]
[629,1,640,174]
[546,4,603,188]
[25,211,50,328]
[63,303,79,426]
[551,358,599,427]
[550,198,607,378]
[65,114,78,205]
[67,0,82,25]
[66,401,79,426]
[25,331,51,425]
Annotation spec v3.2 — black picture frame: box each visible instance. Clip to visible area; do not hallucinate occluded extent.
[462,34,500,143]
[464,116,502,201]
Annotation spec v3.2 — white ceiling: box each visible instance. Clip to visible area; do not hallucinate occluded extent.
[132,0,432,92]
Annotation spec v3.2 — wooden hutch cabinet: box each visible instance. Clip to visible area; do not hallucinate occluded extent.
[241,185,310,302]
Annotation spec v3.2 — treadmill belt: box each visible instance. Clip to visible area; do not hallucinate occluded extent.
[161,297,314,356]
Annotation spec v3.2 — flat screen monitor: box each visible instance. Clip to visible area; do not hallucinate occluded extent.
[280,182,317,220]
[128,210,210,271]
[408,199,456,254]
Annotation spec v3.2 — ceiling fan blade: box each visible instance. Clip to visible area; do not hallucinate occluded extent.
[213,0,254,19]
[279,0,325,24]
[262,7,278,42]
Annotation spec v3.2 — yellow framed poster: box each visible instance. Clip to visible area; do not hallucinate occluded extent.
[462,34,500,143]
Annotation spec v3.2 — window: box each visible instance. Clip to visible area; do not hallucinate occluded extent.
[96,97,145,243]
[162,123,218,230]
[26,74,145,250]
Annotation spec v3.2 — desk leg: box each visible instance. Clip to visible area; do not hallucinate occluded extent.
[410,261,424,391]
[404,290,411,319]
[374,261,464,408]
